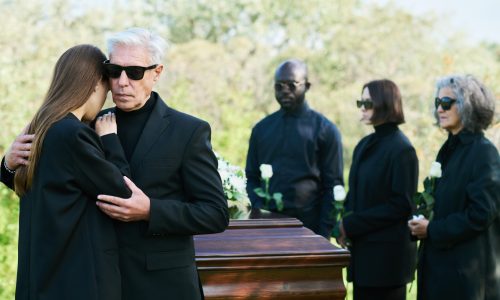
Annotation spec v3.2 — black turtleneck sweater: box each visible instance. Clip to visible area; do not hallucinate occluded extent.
[115,95,157,161]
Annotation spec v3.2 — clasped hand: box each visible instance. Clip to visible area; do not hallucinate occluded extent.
[95,112,117,136]
[408,218,429,239]
[96,176,151,222]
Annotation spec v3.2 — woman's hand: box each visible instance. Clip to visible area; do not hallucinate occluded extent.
[408,218,430,239]
[95,112,117,136]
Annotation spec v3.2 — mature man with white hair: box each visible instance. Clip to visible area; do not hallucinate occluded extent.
[2,28,229,299]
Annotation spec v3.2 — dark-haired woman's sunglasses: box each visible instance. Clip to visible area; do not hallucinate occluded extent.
[103,60,158,80]
[356,100,373,109]
[434,97,456,111]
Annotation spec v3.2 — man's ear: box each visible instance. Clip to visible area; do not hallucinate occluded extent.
[153,64,164,82]
[305,81,311,91]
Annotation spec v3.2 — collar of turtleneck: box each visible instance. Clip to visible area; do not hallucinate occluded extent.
[373,122,399,137]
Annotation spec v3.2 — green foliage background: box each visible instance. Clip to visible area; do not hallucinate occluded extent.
[0,0,499,298]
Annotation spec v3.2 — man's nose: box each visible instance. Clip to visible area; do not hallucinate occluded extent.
[118,70,129,86]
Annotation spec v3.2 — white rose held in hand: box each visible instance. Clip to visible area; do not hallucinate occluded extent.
[333,185,346,202]
[429,161,442,178]
[259,164,273,179]
[254,164,283,211]
[412,161,440,223]
[331,185,350,245]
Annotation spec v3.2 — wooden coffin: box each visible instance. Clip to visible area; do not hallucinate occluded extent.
[194,210,350,299]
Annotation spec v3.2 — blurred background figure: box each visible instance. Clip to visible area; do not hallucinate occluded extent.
[245,59,343,239]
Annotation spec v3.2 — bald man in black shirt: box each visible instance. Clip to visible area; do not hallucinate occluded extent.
[245,59,343,239]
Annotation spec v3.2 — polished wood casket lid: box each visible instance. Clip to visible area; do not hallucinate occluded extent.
[194,209,350,299]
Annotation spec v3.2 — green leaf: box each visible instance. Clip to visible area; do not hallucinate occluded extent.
[422,193,434,206]
[413,193,423,205]
[272,192,282,201]
[273,196,284,211]
[253,188,267,198]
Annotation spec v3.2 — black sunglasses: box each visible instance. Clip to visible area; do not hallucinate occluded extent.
[274,81,305,92]
[356,99,373,109]
[102,60,158,80]
[435,97,457,111]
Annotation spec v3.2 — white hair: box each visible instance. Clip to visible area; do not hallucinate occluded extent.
[107,27,168,65]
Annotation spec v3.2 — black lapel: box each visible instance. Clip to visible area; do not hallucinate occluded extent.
[130,94,171,170]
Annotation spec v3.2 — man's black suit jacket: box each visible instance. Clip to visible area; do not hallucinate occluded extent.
[100,92,229,300]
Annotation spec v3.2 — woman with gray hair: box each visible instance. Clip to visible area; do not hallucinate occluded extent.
[408,74,499,300]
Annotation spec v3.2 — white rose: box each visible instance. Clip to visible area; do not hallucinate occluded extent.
[259,164,273,179]
[333,185,346,202]
[429,161,442,178]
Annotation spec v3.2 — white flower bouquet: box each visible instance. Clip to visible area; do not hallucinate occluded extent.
[216,153,252,219]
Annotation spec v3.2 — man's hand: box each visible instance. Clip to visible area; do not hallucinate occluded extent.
[96,176,151,222]
[5,130,34,170]
[95,112,117,136]
[408,218,429,239]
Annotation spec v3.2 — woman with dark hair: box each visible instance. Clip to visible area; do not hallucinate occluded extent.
[5,45,131,300]
[337,79,418,300]
[408,74,499,300]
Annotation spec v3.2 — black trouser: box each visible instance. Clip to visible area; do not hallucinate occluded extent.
[353,284,406,300]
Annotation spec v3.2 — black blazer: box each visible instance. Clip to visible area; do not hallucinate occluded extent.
[418,131,500,300]
[8,114,131,300]
[100,92,229,300]
[343,123,418,287]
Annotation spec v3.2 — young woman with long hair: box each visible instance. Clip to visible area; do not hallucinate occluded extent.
[10,44,131,300]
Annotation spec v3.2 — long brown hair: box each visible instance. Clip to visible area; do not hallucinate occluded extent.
[14,44,107,196]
